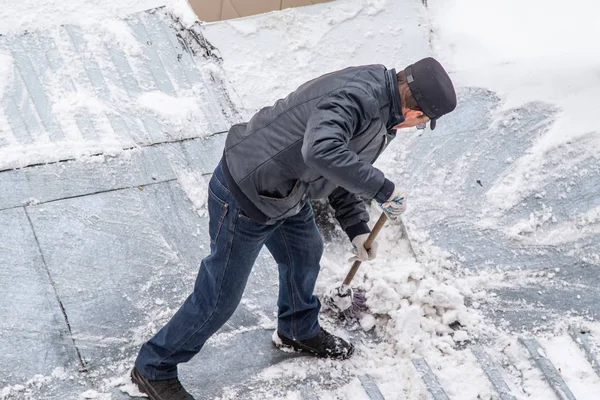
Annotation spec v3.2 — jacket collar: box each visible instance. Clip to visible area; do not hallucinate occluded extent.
[386,68,404,130]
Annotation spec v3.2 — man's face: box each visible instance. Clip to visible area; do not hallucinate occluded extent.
[393,109,429,130]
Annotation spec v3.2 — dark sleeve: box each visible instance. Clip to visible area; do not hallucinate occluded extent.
[302,86,393,203]
[328,187,371,241]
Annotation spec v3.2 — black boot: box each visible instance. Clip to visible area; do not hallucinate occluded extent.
[274,329,354,360]
[131,367,194,400]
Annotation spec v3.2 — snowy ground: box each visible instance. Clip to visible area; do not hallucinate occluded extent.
[1,0,600,399]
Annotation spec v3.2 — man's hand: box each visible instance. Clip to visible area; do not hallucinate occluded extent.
[379,188,407,220]
[350,233,378,262]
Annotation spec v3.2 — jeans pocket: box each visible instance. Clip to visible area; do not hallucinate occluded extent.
[208,187,229,245]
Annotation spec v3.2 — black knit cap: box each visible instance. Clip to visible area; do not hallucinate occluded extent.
[404,57,457,130]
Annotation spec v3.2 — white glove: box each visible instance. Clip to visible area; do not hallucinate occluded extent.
[379,187,407,220]
[350,233,378,262]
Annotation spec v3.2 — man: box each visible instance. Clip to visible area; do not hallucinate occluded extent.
[131,57,457,399]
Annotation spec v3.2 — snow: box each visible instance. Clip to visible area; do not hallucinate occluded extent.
[138,91,199,121]
[175,169,209,217]
[514,205,600,246]
[199,0,600,396]
[0,2,229,171]
[166,0,199,28]
[1,0,600,398]
[0,51,15,147]
[540,335,600,399]
[202,0,430,119]
[429,0,600,221]
[0,0,165,34]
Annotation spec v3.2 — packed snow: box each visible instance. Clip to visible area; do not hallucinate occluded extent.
[1,0,599,399]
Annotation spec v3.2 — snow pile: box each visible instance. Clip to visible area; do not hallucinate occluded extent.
[357,226,481,356]
[313,212,503,398]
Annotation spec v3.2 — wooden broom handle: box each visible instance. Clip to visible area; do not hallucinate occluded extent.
[342,212,388,286]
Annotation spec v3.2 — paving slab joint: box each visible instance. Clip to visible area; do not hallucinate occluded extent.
[23,207,88,372]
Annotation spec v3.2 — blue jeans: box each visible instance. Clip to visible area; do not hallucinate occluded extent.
[135,162,324,380]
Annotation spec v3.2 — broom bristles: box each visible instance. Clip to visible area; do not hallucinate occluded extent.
[340,289,368,321]
[323,284,370,322]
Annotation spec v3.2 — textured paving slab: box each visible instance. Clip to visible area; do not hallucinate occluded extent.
[0,207,93,397]
[104,330,300,400]
[27,181,207,365]
[181,330,300,400]
[0,8,239,171]
[0,134,226,211]
[0,132,297,397]
[179,133,227,173]
[0,207,73,383]
[486,274,600,331]
[21,174,281,397]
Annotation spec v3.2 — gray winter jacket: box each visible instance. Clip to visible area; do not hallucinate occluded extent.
[222,64,403,239]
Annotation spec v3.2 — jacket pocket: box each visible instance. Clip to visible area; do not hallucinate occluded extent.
[258,180,306,218]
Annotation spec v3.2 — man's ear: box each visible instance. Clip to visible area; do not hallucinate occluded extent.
[404,109,424,120]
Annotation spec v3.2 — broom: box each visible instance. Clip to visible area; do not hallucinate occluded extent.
[324,212,388,320]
